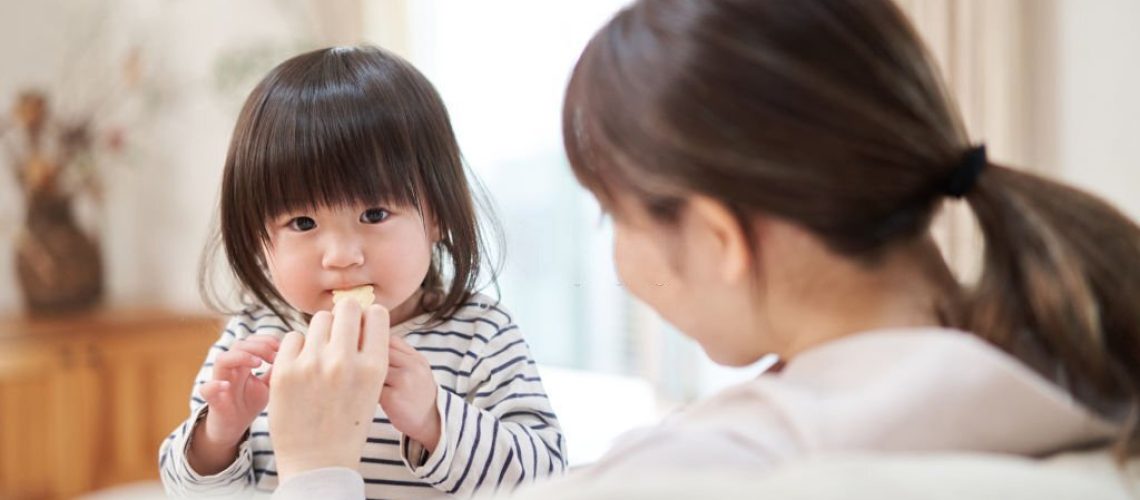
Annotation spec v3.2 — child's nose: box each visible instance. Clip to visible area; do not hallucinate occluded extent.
[321,234,365,269]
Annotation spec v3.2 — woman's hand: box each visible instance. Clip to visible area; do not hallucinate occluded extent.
[269,300,390,482]
[380,334,442,452]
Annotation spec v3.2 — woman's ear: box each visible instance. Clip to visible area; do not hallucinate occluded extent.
[687,196,752,284]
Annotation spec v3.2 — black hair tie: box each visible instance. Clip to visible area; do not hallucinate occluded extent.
[944,145,987,198]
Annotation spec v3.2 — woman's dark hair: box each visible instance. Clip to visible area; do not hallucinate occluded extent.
[202,45,500,326]
[563,0,1140,458]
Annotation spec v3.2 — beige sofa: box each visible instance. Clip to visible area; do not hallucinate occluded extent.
[501,450,1139,500]
[83,449,1138,499]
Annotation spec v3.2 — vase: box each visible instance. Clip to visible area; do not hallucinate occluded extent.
[14,191,103,315]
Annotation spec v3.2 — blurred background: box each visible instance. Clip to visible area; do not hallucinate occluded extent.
[0,0,1137,498]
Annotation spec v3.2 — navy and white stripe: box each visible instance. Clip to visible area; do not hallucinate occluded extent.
[158,294,567,498]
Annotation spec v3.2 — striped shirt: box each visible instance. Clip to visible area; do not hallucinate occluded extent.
[159,294,567,499]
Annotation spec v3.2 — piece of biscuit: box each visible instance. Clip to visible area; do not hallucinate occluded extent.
[332,285,375,308]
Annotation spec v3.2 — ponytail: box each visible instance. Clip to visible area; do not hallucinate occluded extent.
[964,163,1140,458]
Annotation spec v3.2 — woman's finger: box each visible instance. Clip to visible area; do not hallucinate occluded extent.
[303,311,333,355]
[277,331,304,365]
[329,299,364,355]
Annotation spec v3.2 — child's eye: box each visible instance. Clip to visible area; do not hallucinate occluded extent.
[288,216,317,232]
[360,208,390,224]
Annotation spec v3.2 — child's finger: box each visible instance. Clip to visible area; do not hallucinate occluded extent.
[388,334,417,355]
[230,340,279,363]
[243,334,282,349]
[329,299,364,355]
[304,310,333,353]
[386,346,416,368]
[256,365,273,386]
[247,370,269,392]
[382,365,415,388]
[213,350,264,372]
[361,304,390,361]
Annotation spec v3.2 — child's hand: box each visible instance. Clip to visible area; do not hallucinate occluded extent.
[380,335,442,452]
[187,334,279,475]
[198,335,280,445]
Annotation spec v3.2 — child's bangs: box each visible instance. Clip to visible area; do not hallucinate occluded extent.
[238,74,426,235]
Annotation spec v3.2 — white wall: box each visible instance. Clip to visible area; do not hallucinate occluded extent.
[0,0,325,313]
[1050,0,1140,221]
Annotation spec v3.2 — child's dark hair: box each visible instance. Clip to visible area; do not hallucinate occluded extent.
[202,45,501,326]
[564,0,1140,458]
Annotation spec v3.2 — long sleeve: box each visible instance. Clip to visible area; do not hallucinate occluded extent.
[271,467,365,500]
[399,321,567,497]
[158,313,283,497]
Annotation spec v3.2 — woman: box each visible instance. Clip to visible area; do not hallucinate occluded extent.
[268,0,1139,497]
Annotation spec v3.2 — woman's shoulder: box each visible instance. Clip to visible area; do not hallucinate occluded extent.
[674,328,1116,456]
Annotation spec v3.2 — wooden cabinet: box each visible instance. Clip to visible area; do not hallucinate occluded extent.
[0,311,221,499]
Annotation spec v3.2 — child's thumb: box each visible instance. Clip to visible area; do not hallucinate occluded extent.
[362,304,391,358]
[199,380,231,405]
[256,366,273,387]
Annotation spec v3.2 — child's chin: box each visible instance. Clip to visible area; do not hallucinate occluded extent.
[299,299,333,315]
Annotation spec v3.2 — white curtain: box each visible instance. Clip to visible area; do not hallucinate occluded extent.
[896,0,1042,283]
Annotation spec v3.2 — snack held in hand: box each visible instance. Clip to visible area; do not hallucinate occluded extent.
[332,285,375,308]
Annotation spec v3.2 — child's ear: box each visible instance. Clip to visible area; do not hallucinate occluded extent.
[688,196,751,284]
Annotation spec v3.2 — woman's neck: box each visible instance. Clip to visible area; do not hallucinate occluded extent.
[771,236,955,359]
